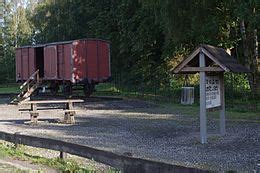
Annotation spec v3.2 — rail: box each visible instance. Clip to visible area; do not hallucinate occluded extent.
[0,131,210,173]
[20,69,40,90]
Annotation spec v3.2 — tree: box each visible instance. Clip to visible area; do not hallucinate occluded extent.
[3,0,258,96]
[0,0,35,83]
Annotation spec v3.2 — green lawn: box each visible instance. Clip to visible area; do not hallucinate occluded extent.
[0,84,20,94]
[0,142,90,172]
[162,103,260,122]
[95,83,260,122]
[0,82,258,122]
[0,142,119,173]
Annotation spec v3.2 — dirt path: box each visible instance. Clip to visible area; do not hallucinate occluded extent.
[0,158,58,173]
[0,97,259,172]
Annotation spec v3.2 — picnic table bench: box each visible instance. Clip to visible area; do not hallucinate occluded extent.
[20,99,84,124]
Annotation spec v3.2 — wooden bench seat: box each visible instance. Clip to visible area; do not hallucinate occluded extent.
[20,99,84,124]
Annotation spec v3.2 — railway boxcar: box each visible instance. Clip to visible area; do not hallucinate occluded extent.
[16,39,111,96]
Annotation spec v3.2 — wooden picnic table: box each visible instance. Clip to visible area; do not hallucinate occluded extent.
[20,99,84,124]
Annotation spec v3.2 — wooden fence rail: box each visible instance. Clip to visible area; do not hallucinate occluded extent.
[0,131,210,173]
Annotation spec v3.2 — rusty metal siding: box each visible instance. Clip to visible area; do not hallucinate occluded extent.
[57,44,72,81]
[71,40,111,83]
[16,47,35,81]
[16,39,111,84]
[86,40,98,79]
[57,43,74,81]
[57,44,63,79]
[64,44,73,81]
[44,45,58,79]
[72,40,86,82]
[16,49,22,81]
[98,41,110,79]
[21,48,29,80]
[28,48,36,77]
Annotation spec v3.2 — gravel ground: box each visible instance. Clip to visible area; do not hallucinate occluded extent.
[0,96,259,172]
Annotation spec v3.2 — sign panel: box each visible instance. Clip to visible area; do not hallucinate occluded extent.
[206,75,221,109]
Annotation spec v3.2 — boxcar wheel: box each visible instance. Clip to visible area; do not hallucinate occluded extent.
[32,88,40,96]
[84,83,95,97]
[63,84,72,96]
[50,83,59,95]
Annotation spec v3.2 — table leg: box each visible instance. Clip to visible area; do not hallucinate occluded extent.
[30,112,39,124]
[30,103,38,124]
[66,102,73,110]
[31,103,37,111]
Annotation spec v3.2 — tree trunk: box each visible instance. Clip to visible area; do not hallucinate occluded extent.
[253,28,259,95]
[240,20,258,97]
[252,6,259,96]
[240,20,250,68]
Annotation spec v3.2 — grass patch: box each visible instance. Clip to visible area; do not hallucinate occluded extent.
[95,83,260,122]
[158,103,260,122]
[0,142,120,173]
[0,83,20,94]
[1,82,258,121]
[94,83,172,102]
[0,142,89,172]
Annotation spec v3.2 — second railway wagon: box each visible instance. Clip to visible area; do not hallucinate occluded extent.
[16,39,111,97]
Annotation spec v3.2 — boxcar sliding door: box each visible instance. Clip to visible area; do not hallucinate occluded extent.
[28,48,36,77]
[44,46,58,79]
[21,48,29,81]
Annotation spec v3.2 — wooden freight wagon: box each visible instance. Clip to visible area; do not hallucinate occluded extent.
[16,39,111,97]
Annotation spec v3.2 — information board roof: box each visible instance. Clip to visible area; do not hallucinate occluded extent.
[173,44,251,74]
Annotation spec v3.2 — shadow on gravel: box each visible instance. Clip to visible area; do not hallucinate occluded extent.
[0,119,59,125]
[79,100,187,116]
[5,114,196,143]
[0,107,259,172]
[81,99,159,111]
[0,96,13,105]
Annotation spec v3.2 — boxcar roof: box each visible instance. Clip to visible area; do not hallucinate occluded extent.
[18,38,110,48]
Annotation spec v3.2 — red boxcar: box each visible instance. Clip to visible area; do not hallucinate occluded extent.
[16,39,111,96]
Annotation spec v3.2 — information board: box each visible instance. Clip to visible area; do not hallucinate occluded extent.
[206,75,221,109]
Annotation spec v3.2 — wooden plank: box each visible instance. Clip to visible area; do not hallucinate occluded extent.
[219,73,226,135]
[20,69,39,89]
[173,48,200,73]
[21,99,84,104]
[19,107,64,112]
[0,131,210,173]
[199,52,207,144]
[201,48,230,72]
[31,103,37,111]
[64,110,78,112]
[180,67,224,72]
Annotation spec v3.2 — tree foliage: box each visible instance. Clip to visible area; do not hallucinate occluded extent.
[1,0,259,95]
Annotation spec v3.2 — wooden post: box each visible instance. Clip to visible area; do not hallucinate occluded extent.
[30,112,39,124]
[66,102,73,110]
[36,70,39,83]
[14,132,21,149]
[199,51,207,144]
[219,73,226,135]
[64,102,75,124]
[31,103,37,111]
[30,103,38,124]
[59,151,67,159]
[64,111,76,124]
